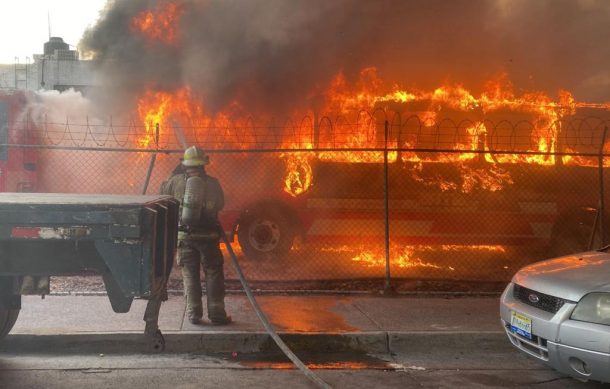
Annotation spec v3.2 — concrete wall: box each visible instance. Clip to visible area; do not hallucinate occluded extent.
[0,58,98,94]
[38,58,97,92]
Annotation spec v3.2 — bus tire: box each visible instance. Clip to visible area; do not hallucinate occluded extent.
[237,207,295,260]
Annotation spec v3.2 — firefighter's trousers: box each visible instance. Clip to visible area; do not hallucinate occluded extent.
[177,239,228,322]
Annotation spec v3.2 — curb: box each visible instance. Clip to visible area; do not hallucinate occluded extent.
[1,331,506,355]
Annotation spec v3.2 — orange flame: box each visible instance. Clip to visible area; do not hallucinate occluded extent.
[131,66,610,197]
[350,244,506,269]
[131,1,184,45]
[281,146,314,196]
[136,87,206,148]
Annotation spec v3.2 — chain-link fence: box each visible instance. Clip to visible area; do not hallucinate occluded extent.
[3,109,610,292]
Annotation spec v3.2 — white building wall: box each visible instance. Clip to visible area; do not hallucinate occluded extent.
[0,56,98,93]
[38,58,97,92]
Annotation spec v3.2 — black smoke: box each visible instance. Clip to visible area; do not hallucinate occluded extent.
[80,0,610,116]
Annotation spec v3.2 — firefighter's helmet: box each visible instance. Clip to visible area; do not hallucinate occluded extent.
[182,146,209,167]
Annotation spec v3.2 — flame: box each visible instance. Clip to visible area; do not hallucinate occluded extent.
[352,248,442,269]
[281,145,314,196]
[136,87,256,151]
[137,92,169,148]
[131,1,184,45]
[136,87,205,148]
[129,64,610,197]
[319,68,566,171]
[350,244,506,269]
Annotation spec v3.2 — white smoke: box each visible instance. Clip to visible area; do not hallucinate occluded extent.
[22,89,112,146]
[28,89,97,125]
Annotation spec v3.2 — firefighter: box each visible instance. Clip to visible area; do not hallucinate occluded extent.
[161,146,232,325]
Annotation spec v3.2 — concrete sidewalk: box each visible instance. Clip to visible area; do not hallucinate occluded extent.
[1,294,506,354]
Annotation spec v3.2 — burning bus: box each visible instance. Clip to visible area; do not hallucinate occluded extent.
[33,76,594,268]
[4,80,610,271]
[207,88,610,264]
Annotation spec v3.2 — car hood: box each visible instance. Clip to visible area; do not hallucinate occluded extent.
[513,251,610,302]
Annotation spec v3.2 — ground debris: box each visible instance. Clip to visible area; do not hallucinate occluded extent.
[50,270,507,294]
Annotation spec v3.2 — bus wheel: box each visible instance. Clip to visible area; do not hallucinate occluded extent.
[238,207,295,260]
[0,308,19,340]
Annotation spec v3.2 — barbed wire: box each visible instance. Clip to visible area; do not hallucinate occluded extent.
[6,110,610,153]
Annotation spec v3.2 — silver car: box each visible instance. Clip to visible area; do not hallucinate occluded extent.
[500,250,610,383]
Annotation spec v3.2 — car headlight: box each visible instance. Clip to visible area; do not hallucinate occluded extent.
[571,293,610,326]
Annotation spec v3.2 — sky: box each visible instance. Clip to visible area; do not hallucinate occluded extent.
[0,0,107,64]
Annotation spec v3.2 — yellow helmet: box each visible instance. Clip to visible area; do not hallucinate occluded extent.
[182,146,209,167]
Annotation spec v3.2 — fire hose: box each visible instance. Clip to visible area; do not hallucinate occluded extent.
[220,230,332,389]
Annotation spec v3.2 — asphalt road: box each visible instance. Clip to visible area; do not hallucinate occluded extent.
[1,350,607,389]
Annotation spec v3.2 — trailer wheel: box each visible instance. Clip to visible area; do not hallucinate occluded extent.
[237,207,295,260]
[0,308,19,340]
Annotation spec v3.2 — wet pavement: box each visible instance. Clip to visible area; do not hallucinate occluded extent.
[8,294,502,336]
[3,293,608,388]
[0,293,504,355]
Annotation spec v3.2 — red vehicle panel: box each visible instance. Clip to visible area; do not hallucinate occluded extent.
[0,91,37,193]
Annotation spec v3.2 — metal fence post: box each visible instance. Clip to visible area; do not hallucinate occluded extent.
[590,126,608,250]
[383,120,394,295]
[598,126,608,247]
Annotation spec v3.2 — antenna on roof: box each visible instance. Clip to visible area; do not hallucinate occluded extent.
[47,11,52,38]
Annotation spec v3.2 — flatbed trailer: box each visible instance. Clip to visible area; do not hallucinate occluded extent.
[0,193,179,350]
